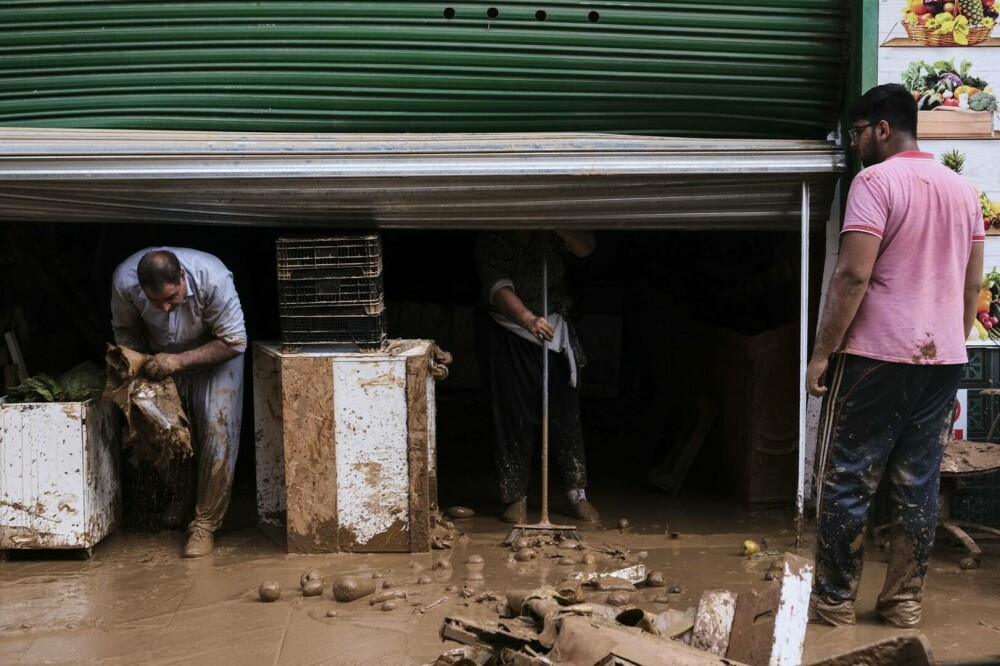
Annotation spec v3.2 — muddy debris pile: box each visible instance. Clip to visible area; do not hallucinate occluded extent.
[426,553,826,666]
[430,511,465,550]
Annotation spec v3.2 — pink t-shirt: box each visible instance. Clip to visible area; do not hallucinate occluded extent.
[840,151,983,365]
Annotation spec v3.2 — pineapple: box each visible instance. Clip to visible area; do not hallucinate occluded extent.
[958,0,985,25]
[941,149,967,174]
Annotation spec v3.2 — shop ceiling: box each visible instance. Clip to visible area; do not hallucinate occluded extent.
[0,129,845,229]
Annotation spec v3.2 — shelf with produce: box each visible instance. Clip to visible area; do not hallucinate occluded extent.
[903,59,998,138]
[900,0,997,46]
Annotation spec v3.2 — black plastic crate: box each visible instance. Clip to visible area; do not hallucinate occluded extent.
[280,311,387,348]
[276,234,382,279]
[278,301,384,317]
[278,274,383,308]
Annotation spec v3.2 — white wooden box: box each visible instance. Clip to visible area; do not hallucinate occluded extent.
[0,398,120,554]
[253,341,438,553]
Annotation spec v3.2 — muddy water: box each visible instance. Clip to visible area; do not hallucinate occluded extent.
[1,521,998,665]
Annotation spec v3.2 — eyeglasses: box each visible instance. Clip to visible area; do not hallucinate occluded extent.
[847,121,878,141]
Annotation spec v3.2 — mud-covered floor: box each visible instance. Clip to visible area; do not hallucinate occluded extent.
[2,503,999,666]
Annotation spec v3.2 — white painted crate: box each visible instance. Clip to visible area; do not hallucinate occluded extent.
[253,341,438,553]
[0,399,120,554]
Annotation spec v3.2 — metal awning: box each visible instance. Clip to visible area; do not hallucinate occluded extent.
[0,128,844,228]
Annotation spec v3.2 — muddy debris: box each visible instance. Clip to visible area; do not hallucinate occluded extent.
[371,571,383,579]
[410,561,424,570]
[581,551,597,565]
[607,592,631,607]
[418,575,433,585]
[763,571,776,582]
[512,536,530,550]
[618,518,630,531]
[558,539,582,550]
[445,506,475,519]
[381,600,399,612]
[645,571,667,588]
[332,575,376,602]
[382,580,398,589]
[741,539,761,556]
[653,594,672,604]
[514,547,537,562]
[557,556,575,566]
[258,581,281,603]
[668,585,682,594]
[515,568,528,575]
[466,554,484,565]
[466,571,485,582]
[325,610,338,618]
[636,551,648,560]
[446,584,459,593]
[301,579,324,597]
[299,570,322,588]
[432,559,453,571]
[370,590,409,605]
[586,576,636,592]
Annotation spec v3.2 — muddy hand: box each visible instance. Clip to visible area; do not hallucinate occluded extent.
[144,353,182,379]
[525,315,555,342]
[806,356,829,397]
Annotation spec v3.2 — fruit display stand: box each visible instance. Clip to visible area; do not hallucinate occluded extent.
[0,398,121,558]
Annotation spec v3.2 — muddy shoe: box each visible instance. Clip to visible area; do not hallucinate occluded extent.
[876,600,921,628]
[502,498,527,524]
[183,526,214,558]
[565,500,600,522]
[808,595,857,626]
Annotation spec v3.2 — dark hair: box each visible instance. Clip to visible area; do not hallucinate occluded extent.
[137,250,183,292]
[849,83,918,138]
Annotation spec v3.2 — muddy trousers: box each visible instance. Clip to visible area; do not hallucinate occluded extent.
[813,354,961,613]
[485,319,587,505]
[166,354,245,532]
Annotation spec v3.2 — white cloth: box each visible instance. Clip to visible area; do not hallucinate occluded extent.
[111,247,247,354]
[489,312,578,388]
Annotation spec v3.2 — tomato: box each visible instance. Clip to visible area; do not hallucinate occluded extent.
[943,98,960,107]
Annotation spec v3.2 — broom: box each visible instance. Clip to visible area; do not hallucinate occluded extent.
[503,253,584,545]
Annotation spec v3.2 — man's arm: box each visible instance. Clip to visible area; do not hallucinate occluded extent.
[144,339,240,379]
[110,281,148,352]
[964,241,985,338]
[806,231,881,397]
[492,286,554,341]
[556,230,596,258]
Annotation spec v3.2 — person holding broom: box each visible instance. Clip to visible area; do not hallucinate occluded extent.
[474,230,600,525]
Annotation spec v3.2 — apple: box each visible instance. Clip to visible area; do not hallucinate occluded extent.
[943,1,955,12]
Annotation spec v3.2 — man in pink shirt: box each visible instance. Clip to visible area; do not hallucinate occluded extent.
[806,83,983,628]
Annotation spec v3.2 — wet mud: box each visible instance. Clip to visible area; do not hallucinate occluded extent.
[1,515,999,665]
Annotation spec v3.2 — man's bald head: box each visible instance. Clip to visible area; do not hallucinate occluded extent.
[137,250,183,292]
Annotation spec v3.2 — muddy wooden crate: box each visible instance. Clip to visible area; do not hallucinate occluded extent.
[0,398,121,557]
[252,341,440,553]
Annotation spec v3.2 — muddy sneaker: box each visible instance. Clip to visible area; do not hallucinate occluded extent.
[502,498,527,524]
[876,600,921,628]
[808,595,857,626]
[566,500,600,523]
[183,526,214,558]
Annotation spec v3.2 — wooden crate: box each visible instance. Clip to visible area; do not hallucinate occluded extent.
[252,341,439,553]
[917,108,994,139]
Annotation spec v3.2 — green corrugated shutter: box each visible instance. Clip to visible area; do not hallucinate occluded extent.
[0,1,848,139]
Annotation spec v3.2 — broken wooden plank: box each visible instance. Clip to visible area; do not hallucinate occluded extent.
[692,589,737,656]
[726,553,812,666]
[806,634,934,666]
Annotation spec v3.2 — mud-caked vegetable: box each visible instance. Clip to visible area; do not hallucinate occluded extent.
[741,540,761,556]
[302,579,324,597]
[258,581,281,602]
[332,575,377,602]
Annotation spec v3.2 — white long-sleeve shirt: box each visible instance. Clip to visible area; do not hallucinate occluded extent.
[111,247,247,355]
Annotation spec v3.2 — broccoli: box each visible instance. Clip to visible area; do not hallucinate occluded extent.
[969,92,998,113]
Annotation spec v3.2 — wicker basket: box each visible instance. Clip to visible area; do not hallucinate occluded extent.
[902,19,994,46]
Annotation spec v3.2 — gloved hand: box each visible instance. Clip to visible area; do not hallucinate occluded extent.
[144,353,182,379]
